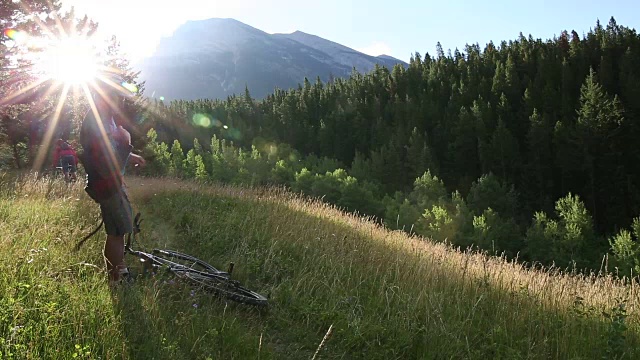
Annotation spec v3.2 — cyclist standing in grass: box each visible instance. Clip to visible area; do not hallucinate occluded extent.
[79,81,145,286]
[52,138,78,182]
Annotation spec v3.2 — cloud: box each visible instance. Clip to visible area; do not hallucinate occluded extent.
[356,41,393,56]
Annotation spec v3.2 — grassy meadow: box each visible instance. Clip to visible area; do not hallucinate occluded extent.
[1,173,639,359]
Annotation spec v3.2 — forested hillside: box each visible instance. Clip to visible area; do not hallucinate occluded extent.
[4,4,640,358]
[138,18,640,274]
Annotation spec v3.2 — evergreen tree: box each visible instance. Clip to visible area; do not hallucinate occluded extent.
[482,118,520,183]
[143,128,170,175]
[184,148,197,178]
[467,173,518,217]
[194,154,208,181]
[523,109,554,213]
[169,139,185,177]
[575,68,625,230]
[406,127,438,182]
[350,151,372,182]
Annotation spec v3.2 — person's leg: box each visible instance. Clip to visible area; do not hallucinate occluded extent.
[100,188,134,284]
[104,234,126,282]
[60,155,72,181]
[68,157,77,181]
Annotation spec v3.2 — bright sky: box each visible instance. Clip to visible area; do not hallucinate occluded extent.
[64,0,640,63]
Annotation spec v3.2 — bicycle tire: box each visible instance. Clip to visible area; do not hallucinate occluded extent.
[178,271,268,307]
[152,249,224,275]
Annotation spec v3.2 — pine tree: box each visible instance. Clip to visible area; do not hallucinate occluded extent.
[575,68,624,229]
[183,148,197,178]
[448,106,481,189]
[195,154,208,181]
[169,139,185,177]
[467,173,518,217]
[143,128,170,175]
[350,151,372,182]
[523,109,554,212]
[406,127,438,183]
[485,118,520,183]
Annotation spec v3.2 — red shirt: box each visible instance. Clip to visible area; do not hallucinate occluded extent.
[52,145,78,167]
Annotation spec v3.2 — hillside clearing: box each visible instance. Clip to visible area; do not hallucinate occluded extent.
[0,174,638,359]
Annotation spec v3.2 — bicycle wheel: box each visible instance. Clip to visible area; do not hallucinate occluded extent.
[179,271,268,307]
[152,249,224,275]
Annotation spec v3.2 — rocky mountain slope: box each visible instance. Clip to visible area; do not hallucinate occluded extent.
[136,18,406,100]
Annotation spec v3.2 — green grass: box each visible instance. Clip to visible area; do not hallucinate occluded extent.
[1,173,639,359]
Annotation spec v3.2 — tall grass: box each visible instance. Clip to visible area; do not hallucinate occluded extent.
[0,174,271,359]
[1,173,639,359]
[133,177,640,359]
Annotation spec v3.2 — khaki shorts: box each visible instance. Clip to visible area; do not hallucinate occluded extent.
[99,188,133,236]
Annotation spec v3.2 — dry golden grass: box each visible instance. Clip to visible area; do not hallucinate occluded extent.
[129,176,640,321]
[2,172,638,359]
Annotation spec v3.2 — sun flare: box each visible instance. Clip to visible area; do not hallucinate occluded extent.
[2,4,146,178]
[40,37,100,85]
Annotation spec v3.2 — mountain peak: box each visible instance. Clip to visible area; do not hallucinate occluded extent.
[180,17,266,35]
[139,18,407,100]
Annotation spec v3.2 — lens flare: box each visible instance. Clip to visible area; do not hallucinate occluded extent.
[229,128,242,140]
[4,29,27,43]
[192,113,211,127]
[121,82,138,93]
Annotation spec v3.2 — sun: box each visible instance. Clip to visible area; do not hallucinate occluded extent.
[2,7,145,178]
[40,36,100,85]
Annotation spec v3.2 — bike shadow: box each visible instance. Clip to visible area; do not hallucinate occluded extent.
[109,274,269,359]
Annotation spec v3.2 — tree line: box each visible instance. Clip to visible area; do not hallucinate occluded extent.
[3,7,640,275]
[137,17,640,275]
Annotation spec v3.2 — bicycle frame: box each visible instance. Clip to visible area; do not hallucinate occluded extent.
[121,213,269,307]
[125,213,230,279]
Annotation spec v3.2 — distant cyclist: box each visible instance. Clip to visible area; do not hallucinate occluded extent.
[52,139,78,182]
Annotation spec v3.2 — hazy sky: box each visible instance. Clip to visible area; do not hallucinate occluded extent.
[64,0,640,63]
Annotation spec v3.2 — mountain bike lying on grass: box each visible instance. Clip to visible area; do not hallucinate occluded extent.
[76,213,268,307]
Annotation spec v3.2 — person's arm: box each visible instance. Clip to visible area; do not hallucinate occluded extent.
[114,126,145,168]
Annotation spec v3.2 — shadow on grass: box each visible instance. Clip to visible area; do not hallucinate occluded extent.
[109,267,274,359]
[134,187,640,360]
